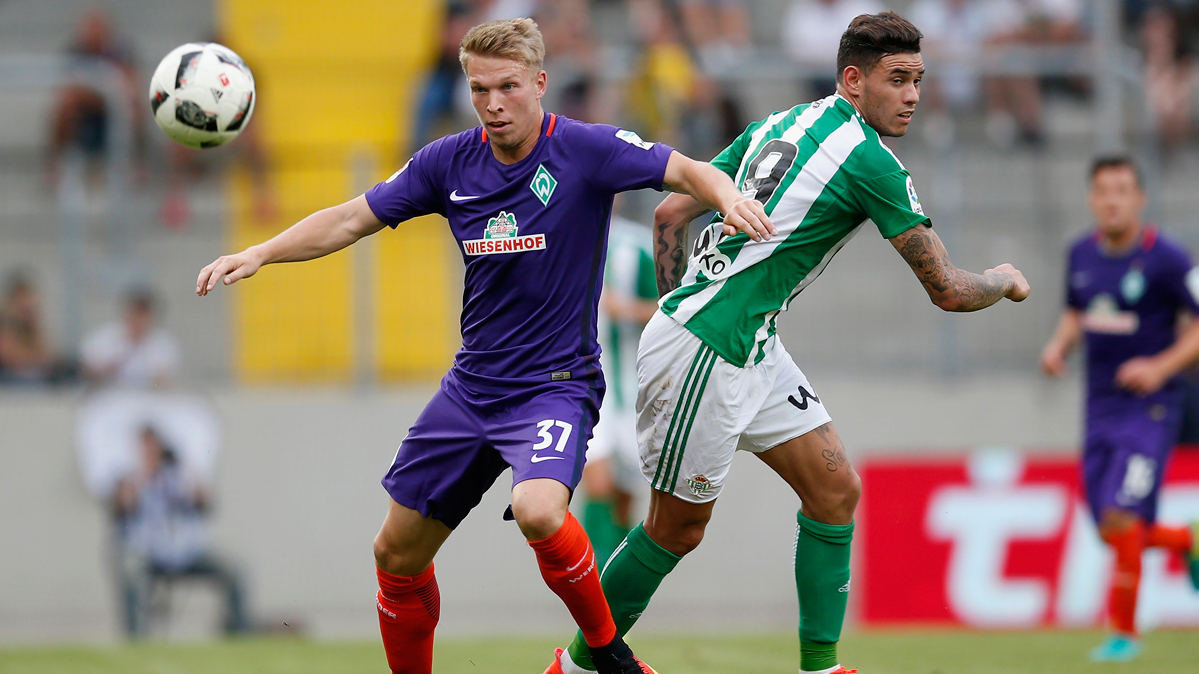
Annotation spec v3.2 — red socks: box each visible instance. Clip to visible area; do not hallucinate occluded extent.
[376,564,440,674]
[528,511,617,648]
[1102,522,1145,635]
[1146,523,1194,554]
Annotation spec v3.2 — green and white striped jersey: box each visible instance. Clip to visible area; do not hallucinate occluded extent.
[599,216,658,410]
[660,94,931,367]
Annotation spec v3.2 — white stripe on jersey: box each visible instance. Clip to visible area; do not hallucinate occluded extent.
[671,116,867,328]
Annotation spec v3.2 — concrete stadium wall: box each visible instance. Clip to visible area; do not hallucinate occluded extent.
[0,374,1082,644]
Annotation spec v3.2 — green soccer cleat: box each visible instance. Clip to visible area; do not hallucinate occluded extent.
[1089,634,1142,662]
[1189,519,1199,591]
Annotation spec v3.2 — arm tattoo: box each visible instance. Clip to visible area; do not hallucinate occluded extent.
[654,219,688,297]
[895,226,1012,311]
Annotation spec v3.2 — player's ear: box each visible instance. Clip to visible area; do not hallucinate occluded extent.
[534,69,547,99]
[841,66,862,95]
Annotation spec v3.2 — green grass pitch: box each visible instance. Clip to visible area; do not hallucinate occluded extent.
[0,630,1194,674]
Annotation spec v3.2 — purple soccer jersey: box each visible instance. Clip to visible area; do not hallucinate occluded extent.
[366,113,674,383]
[1066,226,1199,522]
[1067,226,1199,399]
[366,114,674,526]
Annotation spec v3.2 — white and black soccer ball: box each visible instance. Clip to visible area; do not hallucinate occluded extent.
[149,42,255,149]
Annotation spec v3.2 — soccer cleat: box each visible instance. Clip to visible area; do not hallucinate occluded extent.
[1189,519,1199,591]
[801,668,858,674]
[1088,634,1142,662]
[543,648,566,674]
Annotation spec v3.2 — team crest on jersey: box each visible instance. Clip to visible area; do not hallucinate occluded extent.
[686,474,714,497]
[906,175,924,215]
[1120,264,1146,304]
[530,163,558,206]
[463,211,547,256]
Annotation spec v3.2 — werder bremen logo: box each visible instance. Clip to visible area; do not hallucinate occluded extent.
[485,211,518,239]
[530,164,557,206]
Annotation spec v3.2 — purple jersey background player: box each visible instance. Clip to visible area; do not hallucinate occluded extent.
[1042,156,1199,658]
[1065,225,1199,521]
[365,114,674,526]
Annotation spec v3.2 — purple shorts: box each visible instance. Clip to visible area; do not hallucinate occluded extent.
[1083,389,1183,524]
[382,367,603,529]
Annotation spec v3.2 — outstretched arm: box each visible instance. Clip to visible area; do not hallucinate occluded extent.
[890,224,1030,311]
[661,151,776,242]
[196,194,385,295]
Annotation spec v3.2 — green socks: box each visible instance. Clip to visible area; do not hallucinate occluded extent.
[583,500,630,572]
[795,511,854,672]
[566,523,681,670]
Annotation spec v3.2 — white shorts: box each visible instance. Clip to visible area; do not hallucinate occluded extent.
[587,405,644,494]
[636,312,832,503]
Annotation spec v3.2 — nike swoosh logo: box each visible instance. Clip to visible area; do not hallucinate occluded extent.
[530,454,565,463]
[449,190,480,202]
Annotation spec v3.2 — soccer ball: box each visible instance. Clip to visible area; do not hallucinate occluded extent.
[148,42,255,149]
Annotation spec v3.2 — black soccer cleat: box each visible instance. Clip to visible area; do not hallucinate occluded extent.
[588,635,658,674]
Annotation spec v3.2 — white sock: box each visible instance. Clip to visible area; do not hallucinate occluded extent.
[560,648,597,674]
[800,666,842,674]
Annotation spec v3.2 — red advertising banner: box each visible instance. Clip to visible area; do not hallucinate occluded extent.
[857,448,1199,628]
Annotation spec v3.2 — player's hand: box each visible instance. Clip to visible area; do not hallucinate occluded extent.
[986,263,1030,302]
[721,197,777,242]
[196,248,264,296]
[1039,343,1068,377]
[1115,357,1170,396]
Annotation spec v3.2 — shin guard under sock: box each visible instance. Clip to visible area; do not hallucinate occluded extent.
[566,523,682,671]
[529,512,617,648]
[376,564,439,674]
[1102,521,1146,635]
[795,512,854,672]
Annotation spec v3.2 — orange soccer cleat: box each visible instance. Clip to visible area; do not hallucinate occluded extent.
[543,647,659,674]
[543,649,566,674]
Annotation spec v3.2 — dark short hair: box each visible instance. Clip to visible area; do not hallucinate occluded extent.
[1090,155,1143,187]
[836,12,922,84]
[126,287,157,314]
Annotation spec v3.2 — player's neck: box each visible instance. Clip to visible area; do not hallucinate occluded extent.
[1099,222,1143,255]
[489,109,545,165]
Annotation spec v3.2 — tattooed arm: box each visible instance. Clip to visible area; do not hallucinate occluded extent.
[652,193,711,297]
[890,224,1030,311]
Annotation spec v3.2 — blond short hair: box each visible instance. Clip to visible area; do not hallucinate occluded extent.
[459,18,546,73]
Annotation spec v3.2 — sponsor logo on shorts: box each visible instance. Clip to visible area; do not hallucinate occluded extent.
[686,474,715,497]
[1118,454,1158,503]
[787,385,820,411]
[839,578,852,593]
[463,210,547,256]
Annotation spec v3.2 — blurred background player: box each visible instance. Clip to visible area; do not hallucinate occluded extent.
[551,12,1030,674]
[195,17,774,674]
[583,210,660,567]
[1040,155,1199,662]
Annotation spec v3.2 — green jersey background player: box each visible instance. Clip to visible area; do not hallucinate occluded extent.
[583,214,660,566]
[548,12,1031,674]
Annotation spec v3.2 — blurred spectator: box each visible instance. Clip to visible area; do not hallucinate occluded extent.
[410,1,481,154]
[909,0,991,146]
[1141,5,1195,158]
[0,273,68,385]
[113,425,248,637]
[538,0,598,122]
[46,9,145,184]
[81,289,179,389]
[627,0,703,149]
[782,0,883,100]
[981,0,1085,147]
[676,0,753,73]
